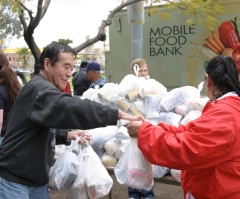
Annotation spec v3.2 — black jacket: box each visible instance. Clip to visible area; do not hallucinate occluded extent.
[72,69,91,96]
[0,74,118,187]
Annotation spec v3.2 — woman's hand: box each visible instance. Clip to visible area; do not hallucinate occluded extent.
[126,121,143,138]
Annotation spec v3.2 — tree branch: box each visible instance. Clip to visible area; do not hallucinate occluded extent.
[19,2,34,19]
[73,0,143,53]
[19,9,28,30]
[163,0,188,10]
[31,0,43,29]
[40,0,51,19]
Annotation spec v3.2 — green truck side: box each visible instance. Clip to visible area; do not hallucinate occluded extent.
[105,0,240,95]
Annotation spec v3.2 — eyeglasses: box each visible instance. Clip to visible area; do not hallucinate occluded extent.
[87,70,98,74]
[86,70,93,74]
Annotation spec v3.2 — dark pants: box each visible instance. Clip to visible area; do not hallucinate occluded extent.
[128,187,154,199]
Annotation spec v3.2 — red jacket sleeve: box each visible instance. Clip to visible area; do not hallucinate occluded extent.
[138,103,237,170]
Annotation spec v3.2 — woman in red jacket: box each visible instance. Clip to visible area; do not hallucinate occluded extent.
[127,56,240,199]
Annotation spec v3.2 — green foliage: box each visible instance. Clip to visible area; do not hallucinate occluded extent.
[186,17,195,26]
[158,11,172,20]
[51,39,73,45]
[0,1,23,50]
[17,46,30,69]
[146,0,224,30]
[134,19,144,25]
[0,0,30,15]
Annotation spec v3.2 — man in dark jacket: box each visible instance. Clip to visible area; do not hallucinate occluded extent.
[0,42,141,199]
[86,62,106,89]
[72,61,91,96]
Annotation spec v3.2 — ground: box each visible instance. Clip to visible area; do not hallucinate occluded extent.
[49,174,183,199]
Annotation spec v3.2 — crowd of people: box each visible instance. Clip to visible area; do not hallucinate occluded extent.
[1,42,240,199]
[0,43,141,199]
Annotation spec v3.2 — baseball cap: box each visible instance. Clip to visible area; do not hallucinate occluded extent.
[86,62,101,71]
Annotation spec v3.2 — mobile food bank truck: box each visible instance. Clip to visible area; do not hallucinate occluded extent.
[105,0,240,95]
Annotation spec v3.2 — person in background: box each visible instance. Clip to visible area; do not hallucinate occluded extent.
[127,56,240,199]
[86,61,106,89]
[60,80,72,95]
[72,61,91,96]
[0,42,142,199]
[0,53,21,144]
[130,58,149,79]
[128,58,154,199]
[15,70,27,85]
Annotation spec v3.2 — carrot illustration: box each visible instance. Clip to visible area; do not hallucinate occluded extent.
[212,30,225,51]
[205,39,221,54]
[207,37,223,53]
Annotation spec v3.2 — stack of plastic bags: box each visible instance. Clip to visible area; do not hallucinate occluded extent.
[52,75,209,195]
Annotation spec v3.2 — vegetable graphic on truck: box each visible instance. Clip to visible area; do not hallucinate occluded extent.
[192,17,240,73]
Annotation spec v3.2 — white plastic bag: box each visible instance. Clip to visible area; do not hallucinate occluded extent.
[139,79,167,98]
[153,165,170,178]
[117,97,132,111]
[66,183,89,199]
[145,94,161,119]
[87,126,119,150]
[134,99,146,117]
[70,148,89,199]
[55,144,67,157]
[159,112,183,127]
[97,83,119,105]
[180,110,202,125]
[49,139,80,190]
[101,152,117,167]
[115,139,130,160]
[104,138,121,157]
[170,169,182,182]
[74,143,113,199]
[116,126,130,141]
[114,138,154,190]
[118,74,139,97]
[160,86,200,112]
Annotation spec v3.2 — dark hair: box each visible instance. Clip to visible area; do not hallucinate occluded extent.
[39,42,76,69]
[206,56,240,98]
[80,61,88,68]
[0,53,21,102]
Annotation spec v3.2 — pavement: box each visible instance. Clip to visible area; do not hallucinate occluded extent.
[49,174,184,199]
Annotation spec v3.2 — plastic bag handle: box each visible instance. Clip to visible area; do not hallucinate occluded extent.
[133,64,140,78]
[79,140,91,157]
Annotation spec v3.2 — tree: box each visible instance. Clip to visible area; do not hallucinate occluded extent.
[16,46,30,69]
[4,0,223,75]
[0,1,23,51]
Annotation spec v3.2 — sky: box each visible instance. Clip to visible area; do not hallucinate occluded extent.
[8,0,123,48]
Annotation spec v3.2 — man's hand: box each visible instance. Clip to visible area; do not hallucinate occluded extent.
[67,130,92,145]
[126,121,143,138]
[118,110,144,122]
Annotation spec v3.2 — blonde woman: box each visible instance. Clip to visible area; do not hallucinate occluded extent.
[130,58,149,78]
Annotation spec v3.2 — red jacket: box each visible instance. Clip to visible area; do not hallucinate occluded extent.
[61,81,72,95]
[138,96,240,199]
